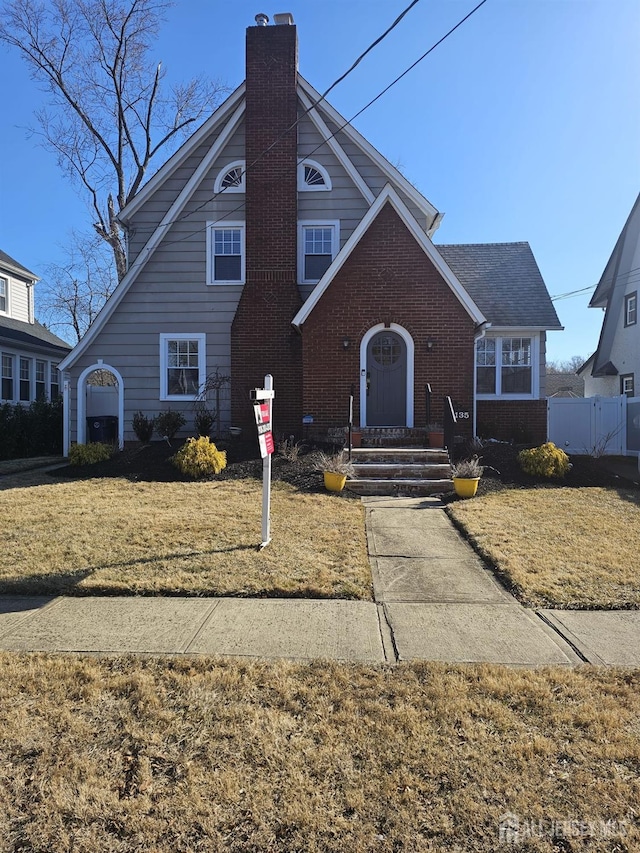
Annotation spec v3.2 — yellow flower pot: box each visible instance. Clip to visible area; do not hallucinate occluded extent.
[324,471,347,492]
[453,476,480,498]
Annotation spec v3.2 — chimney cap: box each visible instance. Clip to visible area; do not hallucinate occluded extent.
[273,12,294,25]
[254,13,269,26]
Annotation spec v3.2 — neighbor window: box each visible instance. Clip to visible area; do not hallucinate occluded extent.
[207,223,245,284]
[50,365,60,401]
[36,360,46,400]
[621,374,635,396]
[19,357,30,402]
[625,292,637,327]
[160,334,206,401]
[299,222,338,283]
[2,353,14,400]
[0,277,7,314]
[475,336,535,397]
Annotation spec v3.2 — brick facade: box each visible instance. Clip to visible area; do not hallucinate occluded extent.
[231,22,302,436]
[476,399,548,445]
[301,203,476,438]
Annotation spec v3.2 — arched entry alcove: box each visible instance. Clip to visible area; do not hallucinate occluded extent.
[77,362,125,448]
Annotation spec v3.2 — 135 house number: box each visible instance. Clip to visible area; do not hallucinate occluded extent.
[455,411,470,419]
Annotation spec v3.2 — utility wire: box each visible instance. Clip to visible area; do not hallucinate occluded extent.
[551,265,640,301]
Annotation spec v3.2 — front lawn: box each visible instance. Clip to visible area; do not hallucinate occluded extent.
[0,474,371,599]
[1,654,638,852]
[448,486,640,609]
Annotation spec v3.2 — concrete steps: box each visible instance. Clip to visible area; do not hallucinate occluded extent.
[347,447,454,497]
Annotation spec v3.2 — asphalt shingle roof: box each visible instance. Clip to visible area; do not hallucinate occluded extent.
[0,250,38,281]
[436,242,562,329]
[0,316,71,354]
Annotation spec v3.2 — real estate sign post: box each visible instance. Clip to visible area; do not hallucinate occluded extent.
[251,374,275,548]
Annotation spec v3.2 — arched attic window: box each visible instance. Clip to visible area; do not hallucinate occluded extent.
[298,159,331,192]
[214,160,245,193]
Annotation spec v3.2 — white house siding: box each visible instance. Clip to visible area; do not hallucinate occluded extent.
[608,234,640,391]
[584,373,619,397]
[5,276,30,323]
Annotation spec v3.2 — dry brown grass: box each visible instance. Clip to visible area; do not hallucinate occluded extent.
[0,654,638,852]
[0,476,370,599]
[448,486,640,608]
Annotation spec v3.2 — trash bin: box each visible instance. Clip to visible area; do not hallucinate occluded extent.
[87,415,118,443]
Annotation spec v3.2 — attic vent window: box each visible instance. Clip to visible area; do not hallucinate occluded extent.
[214,160,245,194]
[298,159,331,192]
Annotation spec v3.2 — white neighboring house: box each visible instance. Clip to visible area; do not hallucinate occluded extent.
[0,250,71,404]
[579,193,640,398]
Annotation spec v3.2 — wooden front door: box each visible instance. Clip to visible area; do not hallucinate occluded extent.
[366,331,407,426]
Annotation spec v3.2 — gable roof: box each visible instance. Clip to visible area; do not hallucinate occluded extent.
[589,191,640,308]
[436,242,563,329]
[0,315,71,354]
[0,250,39,282]
[293,184,485,329]
[546,372,585,398]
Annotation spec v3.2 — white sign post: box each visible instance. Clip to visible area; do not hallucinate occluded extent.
[251,374,275,548]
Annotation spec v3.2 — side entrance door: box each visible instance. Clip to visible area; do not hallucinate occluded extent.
[366,331,407,426]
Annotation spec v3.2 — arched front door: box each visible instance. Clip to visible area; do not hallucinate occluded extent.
[366,331,407,426]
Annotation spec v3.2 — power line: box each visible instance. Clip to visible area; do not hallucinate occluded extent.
[551,265,640,302]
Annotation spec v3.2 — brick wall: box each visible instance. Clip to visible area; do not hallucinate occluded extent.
[476,399,548,444]
[231,22,303,436]
[300,202,476,438]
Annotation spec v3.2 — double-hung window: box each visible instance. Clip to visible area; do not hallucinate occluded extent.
[160,333,206,401]
[299,222,338,283]
[625,292,637,327]
[0,277,7,314]
[19,357,31,402]
[50,365,60,401]
[36,360,47,400]
[207,223,245,284]
[476,336,535,397]
[2,353,14,400]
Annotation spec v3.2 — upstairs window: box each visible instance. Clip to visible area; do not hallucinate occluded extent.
[625,292,637,327]
[298,160,331,192]
[0,277,7,314]
[207,223,245,284]
[476,336,535,397]
[299,222,339,283]
[214,160,245,194]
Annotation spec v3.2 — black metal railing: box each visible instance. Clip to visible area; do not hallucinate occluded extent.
[443,395,457,454]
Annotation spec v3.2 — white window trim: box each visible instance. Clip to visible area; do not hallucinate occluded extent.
[475,332,540,400]
[2,352,15,401]
[213,160,246,194]
[298,220,340,284]
[297,159,332,192]
[0,277,9,316]
[625,291,637,327]
[160,333,206,402]
[206,221,246,285]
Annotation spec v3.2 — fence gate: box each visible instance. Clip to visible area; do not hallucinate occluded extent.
[548,396,627,456]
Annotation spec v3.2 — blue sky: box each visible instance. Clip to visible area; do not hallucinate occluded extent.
[1,0,638,362]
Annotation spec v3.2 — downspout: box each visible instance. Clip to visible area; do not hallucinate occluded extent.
[473,323,491,438]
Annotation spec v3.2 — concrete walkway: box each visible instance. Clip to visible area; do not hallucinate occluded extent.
[0,496,638,665]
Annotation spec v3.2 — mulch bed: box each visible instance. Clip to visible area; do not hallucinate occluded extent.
[52,437,638,497]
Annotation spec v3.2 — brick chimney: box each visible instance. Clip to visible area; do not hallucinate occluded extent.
[231,14,302,435]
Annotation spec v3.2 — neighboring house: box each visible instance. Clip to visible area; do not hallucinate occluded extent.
[59,14,562,452]
[579,192,640,398]
[0,250,71,405]
[546,373,585,398]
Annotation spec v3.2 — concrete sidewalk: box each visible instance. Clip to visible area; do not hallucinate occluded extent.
[0,496,638,665]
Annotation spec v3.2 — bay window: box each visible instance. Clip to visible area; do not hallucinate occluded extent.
[476,336,536,397]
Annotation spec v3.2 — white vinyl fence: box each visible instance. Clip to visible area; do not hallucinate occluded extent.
[548,395,640,456]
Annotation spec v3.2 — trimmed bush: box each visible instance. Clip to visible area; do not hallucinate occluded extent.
[0,399,63,460]
[172,436,227,479]
[194,407,216,437]
[518,442,571,479]
[132,411,154,443]
[155,408,186,440]
[68,442,114,466]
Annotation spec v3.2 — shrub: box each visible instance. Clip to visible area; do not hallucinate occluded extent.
[518,442,571,479]
[155,408,186,440]
[0,399,63,460]
[277,435,303,462]
[132,411,154,443]
[312,451,355,477]
[68,442,114,466]
[452,456,484,478]
[172,437,227,479]
[194,407,216,437]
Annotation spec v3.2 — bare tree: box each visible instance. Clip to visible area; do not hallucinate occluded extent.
[1,0,226,281]
[546,355,588,374]
[37,231,117,343]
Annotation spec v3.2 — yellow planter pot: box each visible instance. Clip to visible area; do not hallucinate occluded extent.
[453,476,480,498]
[324,471,347,492]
